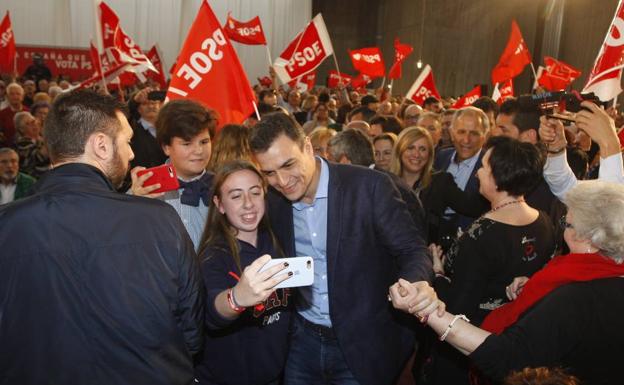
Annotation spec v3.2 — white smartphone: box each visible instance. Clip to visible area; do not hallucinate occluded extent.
[259,256,314,289]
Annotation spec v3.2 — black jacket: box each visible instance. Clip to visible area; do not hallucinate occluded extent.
[0,163,204,385]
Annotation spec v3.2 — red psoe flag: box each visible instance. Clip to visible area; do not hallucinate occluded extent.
[538,56,581,91]
[349,47,385,78]
[146,45,167,88]
[273,14,334,84]
[327,70,352,88]
[167,0,255,126]
[491,20,532,84]
[452,85,482,109]
[583,0,624,101]
[0,11,16,73]
[388,38,413,79]
[98,2,120,63]
[405,65,441,105]
[492,78,514,104]
[224,13,267,45]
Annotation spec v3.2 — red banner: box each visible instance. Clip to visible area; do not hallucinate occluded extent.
[388,38,413,80]
[538,56,581,91]
[583,1,624,101]
[327,70,352,88]
[15,45,93,81]
[349,47,385,78]
[452,85,482,108]
[491,20,532,84]
[273,14,334,83]
[0,11,16,73]
[167,0,255,126]
[405,65,441,105]
[224,13,267,45]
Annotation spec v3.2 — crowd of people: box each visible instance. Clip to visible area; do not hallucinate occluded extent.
[1,55,624,385]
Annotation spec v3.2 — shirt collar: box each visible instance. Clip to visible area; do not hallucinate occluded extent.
[452,149,482,168]
[139,118,155,130]
[293,157,328,209]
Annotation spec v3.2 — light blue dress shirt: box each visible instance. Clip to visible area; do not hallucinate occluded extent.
[138,117,157,138]
[292,158,331,326]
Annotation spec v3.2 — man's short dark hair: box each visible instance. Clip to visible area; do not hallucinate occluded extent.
[328,129,374,166]
[156,100,216,145]
[499,98,520,116]
[370,115,404,135]
[472,96,499,116]
[44,89,126,163]
[485,136,544,196]
[423,96,440,107]
[348,106,376,123]
[250,112,305,153]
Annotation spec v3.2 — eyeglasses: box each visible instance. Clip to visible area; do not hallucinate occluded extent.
[559,216,574,229]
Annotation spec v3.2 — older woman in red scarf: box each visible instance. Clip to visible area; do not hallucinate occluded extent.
[391,180,624,385]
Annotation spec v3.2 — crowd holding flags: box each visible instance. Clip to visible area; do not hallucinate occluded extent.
[6,0,624,128]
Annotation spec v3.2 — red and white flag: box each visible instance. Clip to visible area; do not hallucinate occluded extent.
[0,11,16,73]
[405,65,441,105]
[288,71,317,92]
[452,85,482,108]
[167,0,255,126]
[349,47,385,78]
[538,56,581,91]
[583,0,624,101]
[146,45,167,88]
[351,73,372,89]
[273,14,334,84]
[491,20,532,84]
[327,70,352,88]
[492,78,514,104]
[388,38,413,80]
[223,13,267,45]
[113,27,157,73]
[97,1,157,82]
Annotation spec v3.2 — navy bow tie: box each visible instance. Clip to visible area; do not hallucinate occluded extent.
[178,173,212,207]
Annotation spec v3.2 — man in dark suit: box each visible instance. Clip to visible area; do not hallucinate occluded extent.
[250,113,437,385]
[433,107,489,248]
[129,88,167,169]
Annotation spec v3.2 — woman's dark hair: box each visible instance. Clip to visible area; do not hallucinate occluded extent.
[504,367,579,385]
[485,136,544,196]
[198,160,283,272]
[156,99,217,145]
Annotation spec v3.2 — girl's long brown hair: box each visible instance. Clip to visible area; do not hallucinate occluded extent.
[198,160,284,272]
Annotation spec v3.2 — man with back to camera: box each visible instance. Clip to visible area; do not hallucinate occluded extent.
[250,113,439,385]
[0,90,204,385]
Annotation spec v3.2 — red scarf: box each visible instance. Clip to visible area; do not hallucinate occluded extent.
[481,252,624,334]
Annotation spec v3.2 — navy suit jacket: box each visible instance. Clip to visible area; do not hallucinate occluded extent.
[268,163,432,385]
[433,147,487,231]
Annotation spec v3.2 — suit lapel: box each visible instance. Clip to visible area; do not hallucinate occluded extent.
[326,164,343,284]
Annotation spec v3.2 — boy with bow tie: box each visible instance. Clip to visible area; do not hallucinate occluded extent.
[131,99,215,250]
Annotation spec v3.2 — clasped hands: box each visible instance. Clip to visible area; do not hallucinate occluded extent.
[388,279,446,321]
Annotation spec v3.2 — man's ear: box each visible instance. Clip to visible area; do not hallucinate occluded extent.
[87,132,114,162]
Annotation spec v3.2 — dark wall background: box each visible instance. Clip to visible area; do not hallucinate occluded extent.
[312,0,620,98]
